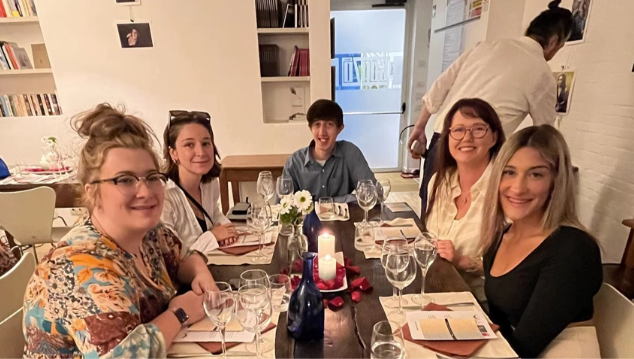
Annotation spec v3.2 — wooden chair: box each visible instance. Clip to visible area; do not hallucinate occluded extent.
[593,283,634,358]
[0,251,35,320]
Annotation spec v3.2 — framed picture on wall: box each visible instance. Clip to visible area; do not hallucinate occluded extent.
[116,22,154,48]
[567,0,592,44]
[553,71,575,114]
[116,0,141,5]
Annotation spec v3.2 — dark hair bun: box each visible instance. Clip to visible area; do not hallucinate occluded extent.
[548,0,562,10]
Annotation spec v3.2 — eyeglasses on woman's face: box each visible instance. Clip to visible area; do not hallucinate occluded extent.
[89,172,168,197]
[448,124,490,140]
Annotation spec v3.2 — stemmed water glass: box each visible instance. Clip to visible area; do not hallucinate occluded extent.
[412,232,438,305]
[376,179,391,224]
[257,171,275,203]
[236,284,273,358]
[203,282,234,359]
[356,179,377,229]
[276,176,294,200]
[381,238,410,309]
[384,243,417,325]
[247,201,273,263]
[371,320,406,359]
[240,269,271,289]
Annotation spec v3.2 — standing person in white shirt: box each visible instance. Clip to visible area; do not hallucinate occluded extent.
[408,0,573,218]
[161,110,238,255]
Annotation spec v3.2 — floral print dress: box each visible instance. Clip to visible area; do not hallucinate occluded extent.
[23,220,187,358]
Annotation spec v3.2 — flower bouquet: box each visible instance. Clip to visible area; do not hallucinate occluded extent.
[279,190,314,226]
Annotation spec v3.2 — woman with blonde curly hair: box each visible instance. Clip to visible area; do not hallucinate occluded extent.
[23,104,217,358]
[481,125,602,358]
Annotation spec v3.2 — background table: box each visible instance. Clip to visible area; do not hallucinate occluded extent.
[0,178,81,208]
[206,204,470,358]
[218,154,289,214]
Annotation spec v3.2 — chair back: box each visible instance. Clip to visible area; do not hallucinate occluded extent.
[0,308,25,358]
[0,187,56,246]
[0,252,35,320]
[593,282,634,358]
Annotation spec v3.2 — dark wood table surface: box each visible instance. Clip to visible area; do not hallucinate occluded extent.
[208,204,470,358]
[0,178,81,208]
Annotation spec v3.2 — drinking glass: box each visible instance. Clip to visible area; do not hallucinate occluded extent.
[371,320,405,359]
[356,180,377,228]
[240,269,271,289]
[276,176,294,200]
[354,222,375,251]
[318,197,335,220]
[236,284,273,357]
[384,245,417,325]
[203,282,234,359]
[376,179,391,224]
[257,171,275,203]
[268,274,292,312]
[412,233,438,305]
[381,238,410,309]
[248,202,273,263]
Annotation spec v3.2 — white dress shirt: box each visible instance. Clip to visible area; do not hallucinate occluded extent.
[424,37,556,135]
[426,163,492,301]
[161,178,231,255]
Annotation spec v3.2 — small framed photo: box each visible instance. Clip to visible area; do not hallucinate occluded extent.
[554,71,575,114]
[116,22,154,48]
[567,0,592,44]
[116,0,141,5]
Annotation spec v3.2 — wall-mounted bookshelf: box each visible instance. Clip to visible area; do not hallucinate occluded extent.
[261,76,310,83]
[257,27,309,35]
[0,1,61,118]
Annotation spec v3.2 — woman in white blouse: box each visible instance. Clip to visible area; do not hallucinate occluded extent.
[161,110,238,254]
[425,98,505,301]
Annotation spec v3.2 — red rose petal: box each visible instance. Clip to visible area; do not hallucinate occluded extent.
[346,265,360,274]
[280,268,289,275]
[292,259,303,272]
[344,257,353,267]
[324,280,335,289]
[316,282,328,290]
[350,277,373,292]
[351,291,362,303]
[328,296,344,309]
[323,299,329,308]
[291,276,300,289]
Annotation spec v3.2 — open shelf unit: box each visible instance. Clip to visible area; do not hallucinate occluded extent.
[0,16,39,24]
[261,76,310,83]
[0,68,52,75]
[257,27,309,35]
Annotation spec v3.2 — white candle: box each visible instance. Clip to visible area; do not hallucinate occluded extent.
[318,233,335,258]
[319,254,336,281]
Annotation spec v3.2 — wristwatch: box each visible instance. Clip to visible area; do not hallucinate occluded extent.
[171,308,189,326]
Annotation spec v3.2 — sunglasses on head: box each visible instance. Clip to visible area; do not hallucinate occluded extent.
[168,110,211,129]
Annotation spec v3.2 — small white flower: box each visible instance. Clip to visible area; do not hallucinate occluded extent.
[280,195,293,215]
[293,190,313,212]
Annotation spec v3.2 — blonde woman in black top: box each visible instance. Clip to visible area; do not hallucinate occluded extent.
[480,125,602,358]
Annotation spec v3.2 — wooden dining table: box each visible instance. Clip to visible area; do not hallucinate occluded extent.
[0,178,81,208]
[206,204,471,358]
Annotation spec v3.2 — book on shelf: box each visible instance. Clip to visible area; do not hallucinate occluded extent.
[259,44,280,77]
[0,92,60,117]
[0,41,35,70]
[256,0,308,29]
[287,46,309,77]
[0,0,37,17]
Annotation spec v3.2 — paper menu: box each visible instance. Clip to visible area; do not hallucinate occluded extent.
[406,311,497,341]
[173,328,255,343]
[187,317,244,332]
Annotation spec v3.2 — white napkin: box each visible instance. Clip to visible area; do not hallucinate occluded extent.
[189,231,220,254]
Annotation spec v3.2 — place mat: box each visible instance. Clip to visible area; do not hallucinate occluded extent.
[380,218,418,228]
[168,312,281,358]
[402,303,500,358]
[379,293,517,359]
[385,202,414,213]
[315,202,350,221]
[218,242,275,256]
[205,229,278,266]
[198,322,277,354]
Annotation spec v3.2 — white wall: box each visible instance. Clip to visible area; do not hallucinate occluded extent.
[523,0,634,263]
[0,0,331,165]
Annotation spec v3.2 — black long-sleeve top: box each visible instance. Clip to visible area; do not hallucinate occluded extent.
[483,226,602,358]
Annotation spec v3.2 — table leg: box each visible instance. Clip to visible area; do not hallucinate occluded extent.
[231,181,240,206]
[219,170,230,214]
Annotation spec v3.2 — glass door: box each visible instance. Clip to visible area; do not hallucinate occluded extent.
[330,2,409,171]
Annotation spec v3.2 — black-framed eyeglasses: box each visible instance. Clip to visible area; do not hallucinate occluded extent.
[89,173,168,196]
[449,125,490,140]
[168,110,211,129]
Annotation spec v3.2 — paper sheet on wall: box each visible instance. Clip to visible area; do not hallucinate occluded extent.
[441,0,466,72]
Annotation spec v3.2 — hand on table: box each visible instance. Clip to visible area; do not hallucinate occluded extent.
[168,291,206,325]
[435,239,456,263]
[211,223,238,246]
[190,271,218,295]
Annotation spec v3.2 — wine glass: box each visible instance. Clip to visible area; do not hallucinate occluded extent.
[381,238,410,309]
[257,171,275,203]
[412,233,438,305]
[276,176,294,200]
[376,179,391,224]
[371,320,405,359]
[384,245,417,325]
[240,269,271,289]
[203,282,234,359]
[236,284,273,357]
[268,274,292,312]
[248,202,273,263]
[356,180,377,229]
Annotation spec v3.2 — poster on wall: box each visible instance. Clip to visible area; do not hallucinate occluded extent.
[567,0,592,44]
[554,71,575,114]
[468,0,483,19]
[117,22,154,48]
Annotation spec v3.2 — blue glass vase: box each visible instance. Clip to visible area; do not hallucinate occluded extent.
[0,156,9,180]
[302,209,322,253]
[287,252,324,340]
